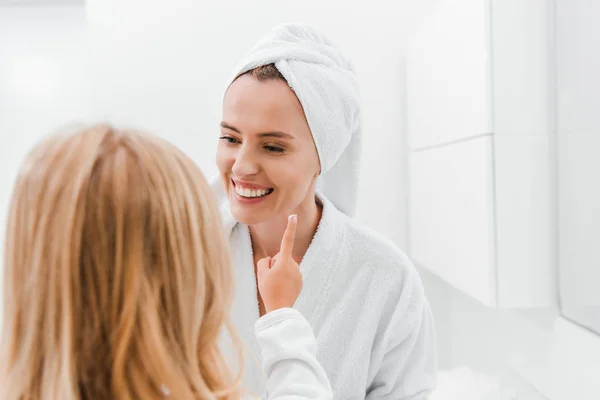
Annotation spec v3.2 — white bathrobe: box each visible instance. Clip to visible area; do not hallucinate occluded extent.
[227,194,437,400]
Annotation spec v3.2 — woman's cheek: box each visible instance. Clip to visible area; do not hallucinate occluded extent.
[216,146,236,173]
[267,156,313,192]
[215,146,228,170]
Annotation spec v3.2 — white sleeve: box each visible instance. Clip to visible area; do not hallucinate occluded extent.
[254,308,333,400]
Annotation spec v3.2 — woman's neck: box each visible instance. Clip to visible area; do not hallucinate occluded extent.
[249,195,322,263]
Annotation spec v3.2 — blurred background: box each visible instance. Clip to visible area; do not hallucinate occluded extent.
[1,0,599,398]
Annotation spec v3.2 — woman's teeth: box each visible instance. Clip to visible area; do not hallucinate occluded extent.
[235,186,273,198]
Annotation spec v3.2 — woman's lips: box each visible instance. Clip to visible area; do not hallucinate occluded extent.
[231,178,273,190]
[231,179,274,203]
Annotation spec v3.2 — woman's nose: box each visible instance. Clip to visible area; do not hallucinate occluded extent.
[231,146,260,177]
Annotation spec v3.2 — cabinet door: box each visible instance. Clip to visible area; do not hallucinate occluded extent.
[557,0,600,334]
[407,0,555,309]
[409,136,496,306]
[406,0,491,151]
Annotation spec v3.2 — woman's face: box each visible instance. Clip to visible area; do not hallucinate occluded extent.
[217,74,320,225]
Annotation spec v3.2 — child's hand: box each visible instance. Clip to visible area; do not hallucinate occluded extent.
[257,215,303,313]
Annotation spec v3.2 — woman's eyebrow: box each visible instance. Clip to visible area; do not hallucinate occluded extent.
[257,132,295,139]
[221,122,295,140]
[220,122,240,133]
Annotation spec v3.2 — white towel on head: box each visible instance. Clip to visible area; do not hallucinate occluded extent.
[226,22,362,216]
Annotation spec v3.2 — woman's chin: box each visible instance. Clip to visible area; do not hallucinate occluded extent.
[228,190,276,225]
[230,206,269,226]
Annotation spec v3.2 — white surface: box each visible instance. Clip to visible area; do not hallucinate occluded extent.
[409,2,600,398]
[493,134,556,308]
[555,0,600,133]
[0,6,89,280]
[0,0,82,5]
[421,263,599,400]
[409,136,496,306]
[406,0,491,150]
[407,0,555,309]
[556,0,600,336]
[431,366,537,400]
[509,315,600,400]
[490,0,552,136]
[557,132,600,307]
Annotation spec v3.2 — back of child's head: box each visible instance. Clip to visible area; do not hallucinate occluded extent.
[0,124,242,399]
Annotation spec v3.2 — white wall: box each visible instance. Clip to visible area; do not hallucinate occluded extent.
[0,1,443,245]
[84,0,440,249]
[556,0,600,332]
[414,1,600,399]
[0,0,438,327]
[0,5,89,269]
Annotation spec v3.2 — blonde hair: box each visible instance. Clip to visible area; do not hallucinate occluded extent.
[0,124,243,399]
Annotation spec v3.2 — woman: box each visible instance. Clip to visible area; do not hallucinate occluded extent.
[0,124,332,399]
[213,24,437,399]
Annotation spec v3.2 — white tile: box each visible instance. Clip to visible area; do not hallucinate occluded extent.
[557,131,600,308]
[556,0,600,132]
[408,135,496,306]
[494,133,556,308]
[491,0,552,136]
[406,0,492,150]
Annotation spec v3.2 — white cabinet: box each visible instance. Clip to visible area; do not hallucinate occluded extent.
[406,0,555,307]
[406,0,491,150]
[556,0,600,334]
[555,0,600,133]
[409,136,496,305]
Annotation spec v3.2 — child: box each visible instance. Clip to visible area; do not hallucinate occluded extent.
[0,124,332,399]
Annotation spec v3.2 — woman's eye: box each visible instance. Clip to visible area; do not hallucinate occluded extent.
[265,145,285,153]
[219,136,240,145]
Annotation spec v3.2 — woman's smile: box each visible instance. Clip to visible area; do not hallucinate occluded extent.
[231,178,275,204]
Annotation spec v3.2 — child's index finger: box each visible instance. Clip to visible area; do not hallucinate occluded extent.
[279,214,297,259]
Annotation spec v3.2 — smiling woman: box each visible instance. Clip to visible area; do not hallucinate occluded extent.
[211,23,437,400]
[217,67,321,228]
